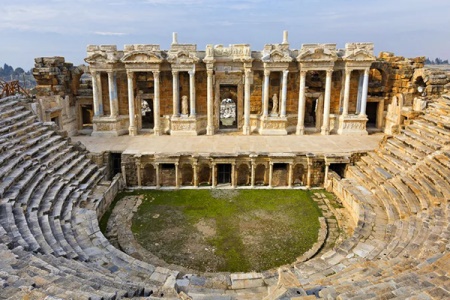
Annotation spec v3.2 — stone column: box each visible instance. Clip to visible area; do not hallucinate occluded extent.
[211,163,216,188]
[281,70,289,117]
[172,70,179,116]
[189,70,196,117]
[288,163,293,188]
[155,163,160,189]
[127,71,137,136]
[107,71,118,117]
[121,164,127,186]
[342,69,352,116]
[175,163,179,188]
[321,69,333,135]
[324,163,330,186]
[193,162,198,187]
[136,162,142,187]
[92,71,102,116]
[250,161,255,188]
[153,71,161,135]
[231,163,236,188]
[268,162,273,188]
[243,69,251,135]
[206,69,214,135]
[296,70,307,135]
[263,69,270,117]
[356,72,364,113]
[359,68,370,116]
[306,157,313,188]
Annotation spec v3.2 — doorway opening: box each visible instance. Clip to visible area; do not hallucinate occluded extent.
[305,97,318,129]
[110,152,122,179]
[141,98,154,129]
[366,102,378,127]
[217,164,232,184]
[272,163,288,187]
[81,104,93,129]
[219,85,238,129]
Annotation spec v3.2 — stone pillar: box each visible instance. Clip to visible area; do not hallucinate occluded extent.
[321,69,333,135]
[107,71,118,117]
[127,71,137,136]
[193,162,198,187]
[268,162,273,188]
[92,71,102,116]
[172,70,179,117]
[155,163,160,189]
[153,71,161,135]
[243,69,251,135]
[288,163,293,188]
[206,69,214,135]
[231,163,236,188]
[296,70,307,135]
[324,163,330,186]
[359,68,370,116]
[263,69,270,117]
[211,163,216,188]
[280,70,289,117]
[251,161,255,188]
[136,162,142,187]
[121,164,127,186]
[342,69,352,116]
[356,72,364,113]
[175,163,179,188]
[306,157,313,189]
[189,70,196,117]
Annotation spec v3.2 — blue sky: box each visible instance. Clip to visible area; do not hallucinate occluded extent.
[1,0,449,70]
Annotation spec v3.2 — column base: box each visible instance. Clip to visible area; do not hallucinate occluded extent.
[296,125,304,135]
[242,125,250,135]
[153,127,161,136]
[206,126,214,136]
[320,126,330,135]
[170,115,206,136]
[259,116,287,135]
[337,114,368,135]
[128,126,137,136]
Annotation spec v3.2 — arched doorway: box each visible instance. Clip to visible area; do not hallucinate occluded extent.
[181,164,193,186]
[293,164,305,186]
[255,164,266,186]
[272,163,288,187]
[198,164,211,186]
[237,164,250,186]
[142,164,156,186]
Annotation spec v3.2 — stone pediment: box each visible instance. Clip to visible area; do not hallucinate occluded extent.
[343,43,376,61]
[84,53,108,64]
[121,51,162,64]
[167,49,199,65]
[206,44,252,62]
[297,44,337,62]
[261,45,292,63]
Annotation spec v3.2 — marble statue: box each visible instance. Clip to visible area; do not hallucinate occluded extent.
[271,93,279,115]
[181,95,189,115]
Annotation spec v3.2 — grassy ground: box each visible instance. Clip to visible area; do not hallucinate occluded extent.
[127,189,322,272]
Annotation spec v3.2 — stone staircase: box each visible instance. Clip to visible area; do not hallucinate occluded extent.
[0,94,449,299]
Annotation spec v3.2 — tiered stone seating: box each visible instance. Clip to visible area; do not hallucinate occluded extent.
[1,93,449,299]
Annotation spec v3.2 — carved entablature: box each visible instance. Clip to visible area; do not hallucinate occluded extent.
[85,45,123,67]
[343,43,376,66]
[167,44,199,66]
[120,44,163,69]
[297,44,338,63]
[205,44,252,63]
[261,44,292,64]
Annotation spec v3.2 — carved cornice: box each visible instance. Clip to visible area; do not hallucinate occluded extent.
[297,44,338,63]
[261,44,293,63]
[120,51,162,64]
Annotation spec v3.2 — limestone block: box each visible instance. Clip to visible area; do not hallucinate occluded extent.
[230,273,264,290]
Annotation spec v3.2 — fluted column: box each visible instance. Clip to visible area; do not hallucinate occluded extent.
[127,71,137,136]
[193,162,198,187]
[360,68,370,116]
[189,70,196,117]
[250,161,255,188]
[92,71,102,116]
[153,71,161,135]
[231,163,236,188]
[280,70,289,117]
[296,70,307,135]
[243,69,251,135]
[107,71,118,117]
[206,69,214,135]
[268,162,273,188]
[324,162,330,186]
[321,69,333,135]
[288,163,293,188]
[172,71,179,116]
[211,163,216,188]
[342,69,352,116]
[263,69,270,117]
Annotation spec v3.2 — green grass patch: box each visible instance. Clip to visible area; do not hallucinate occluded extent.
[129,189,323,272]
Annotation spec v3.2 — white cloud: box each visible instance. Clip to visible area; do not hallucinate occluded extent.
[94,31,128,36]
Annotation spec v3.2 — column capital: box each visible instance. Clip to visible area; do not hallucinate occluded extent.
[326,68,333,75]
[283,69,289,76]
[172,70,179,76]
[300,70,307,77]
[152,70,160,77]
[91,70,98,76]
[188,69,195,76]
[264,69,271,76]
[244,68,252,77]
[126,70,134,78]
[364,68,370,76]
[107,70,115,75]
[207,69,214,76]
[344,68,353,76]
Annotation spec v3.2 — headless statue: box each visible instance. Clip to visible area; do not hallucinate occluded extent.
[271,93,279,115]
[181,95,189,115]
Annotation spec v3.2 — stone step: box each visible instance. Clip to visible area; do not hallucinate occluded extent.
[413,119,450,141]
[400,175,430,211]
[3,163,41,201]
[12,204,41,252]
[0,114,37,136]
[394,134,434,156]
[418,164,450,201]
[387,138,424,161]
[360,155,392,181]
[0,202,29,249]
[0,105,25,120]
[367,151,402,176]
[401,127,442,151]
[0,159,33,198]
[0,110,32,127]
[390,177,419,215]
[380,182,409,219]
[0,99,19,111]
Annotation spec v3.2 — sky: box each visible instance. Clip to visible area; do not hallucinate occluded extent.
[1,0,449,70]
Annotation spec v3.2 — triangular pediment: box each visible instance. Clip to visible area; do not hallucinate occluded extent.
[270,49,292,62]
[84,53,108,64]
[297,48,337,62]
[344,49,376,61]
[121,51,162,64]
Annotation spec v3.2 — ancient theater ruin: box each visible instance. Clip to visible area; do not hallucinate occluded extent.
[0,31,449,299]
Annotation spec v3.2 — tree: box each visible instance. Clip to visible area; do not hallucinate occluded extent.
[14,67,25,75]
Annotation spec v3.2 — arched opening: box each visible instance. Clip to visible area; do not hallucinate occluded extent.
[219,85,238,129]
[255,164,266,186]
[414,76,426,96]
[142,164,156,186]
[272,163,288,187]
[160,164,176,186]
[181,164,193,186]
[293,164,305,186]
[237,164,250,186]
[198,164,211,186]
[368,68,384,96]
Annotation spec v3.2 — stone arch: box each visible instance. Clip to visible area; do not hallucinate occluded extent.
[198,163,211,186]
[255,164,266,186]
[293,164,305,186]
[181,164,193,186]
[369,61,391,96]
[272,163,288,187]
[237,163,250,186]
[142,164,156,186]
